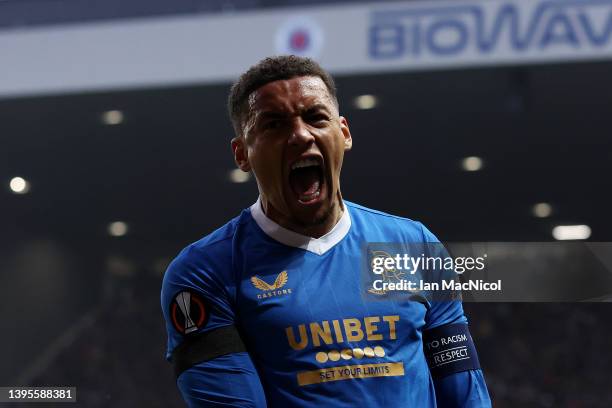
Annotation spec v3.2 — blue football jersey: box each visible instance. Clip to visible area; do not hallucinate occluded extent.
[161,199,490,407]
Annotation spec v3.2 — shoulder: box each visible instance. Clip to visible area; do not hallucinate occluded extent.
[176,218,236,265]
[345,200,439,242]
[164,209,252,286]
[345,200,418,223]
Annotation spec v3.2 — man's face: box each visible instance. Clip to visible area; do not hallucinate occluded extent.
[233,75,352,229]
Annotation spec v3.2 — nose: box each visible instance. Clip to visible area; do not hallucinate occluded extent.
[287,117,314,147]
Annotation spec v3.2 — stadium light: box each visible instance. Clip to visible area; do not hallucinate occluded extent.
[532,202,552,218]
[229,169,251,183]
[9,176,30,194]
[552,225,591,240]
[101,110,124,125]
[461,156,483,172]
[353,94,377,110]
[108,221,129,237]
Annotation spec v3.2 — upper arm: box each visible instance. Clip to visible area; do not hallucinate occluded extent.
[161,246,236,360]
[161,246,267,407]
[423,294,490,407]
[417,223,491,406]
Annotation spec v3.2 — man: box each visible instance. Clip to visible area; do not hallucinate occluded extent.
[161,55,491,407]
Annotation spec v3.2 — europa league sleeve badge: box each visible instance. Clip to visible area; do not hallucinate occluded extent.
[170,290,210,335]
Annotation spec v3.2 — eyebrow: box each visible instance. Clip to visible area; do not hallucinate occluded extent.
[253,103,332,124]
[256,111,288,121]
[304,104,332,114]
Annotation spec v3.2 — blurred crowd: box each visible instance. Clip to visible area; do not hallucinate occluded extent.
[29,271,183,407]
[466,303,612,408]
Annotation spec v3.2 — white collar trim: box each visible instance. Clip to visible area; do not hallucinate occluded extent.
[249,197,351,255]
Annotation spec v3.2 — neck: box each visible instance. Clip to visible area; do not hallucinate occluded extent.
[260,193,344,238]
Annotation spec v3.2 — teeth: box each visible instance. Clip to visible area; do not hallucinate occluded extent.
[291,158,320,170]
[299,190,321,202]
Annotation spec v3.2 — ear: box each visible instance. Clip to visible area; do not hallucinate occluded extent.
[231,136,251,172]
[339,116,353,151]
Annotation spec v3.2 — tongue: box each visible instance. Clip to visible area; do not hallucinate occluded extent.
[289,166,321,198]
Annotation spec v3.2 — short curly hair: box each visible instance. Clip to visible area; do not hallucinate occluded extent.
[228,55,338,137]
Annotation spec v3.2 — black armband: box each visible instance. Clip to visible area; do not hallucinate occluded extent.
[422,323,481,379]
[171,324,247,378]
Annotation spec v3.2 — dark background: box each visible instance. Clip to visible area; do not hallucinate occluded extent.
[1,0,611,406]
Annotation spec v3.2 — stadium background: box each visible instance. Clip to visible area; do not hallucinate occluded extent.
[1,0,611,406]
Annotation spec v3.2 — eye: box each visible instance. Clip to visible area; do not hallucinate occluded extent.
[307,113,329,125]
[263,119,284,130]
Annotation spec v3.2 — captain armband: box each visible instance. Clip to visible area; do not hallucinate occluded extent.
[422,323,481,379]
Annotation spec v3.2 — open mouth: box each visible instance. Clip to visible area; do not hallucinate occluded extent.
[288,157,324,204]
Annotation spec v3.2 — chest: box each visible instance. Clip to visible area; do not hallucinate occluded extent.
[234,246,428,363]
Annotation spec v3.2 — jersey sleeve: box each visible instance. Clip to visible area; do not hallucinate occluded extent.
[418,222,466,329]
[161,244,267,407]
[418,223,492,407]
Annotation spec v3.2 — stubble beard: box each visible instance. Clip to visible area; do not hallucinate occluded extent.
[293,202,336,228]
